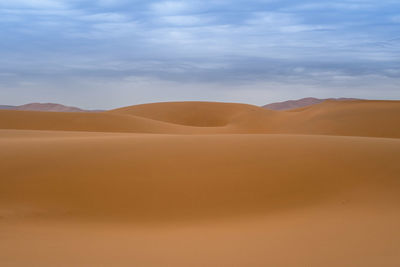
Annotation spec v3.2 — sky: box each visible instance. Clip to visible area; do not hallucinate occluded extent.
[0,0,399,109]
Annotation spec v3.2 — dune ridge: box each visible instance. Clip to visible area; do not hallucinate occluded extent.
[1,100,399,138]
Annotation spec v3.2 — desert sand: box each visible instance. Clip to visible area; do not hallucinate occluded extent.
[1,100,400,266]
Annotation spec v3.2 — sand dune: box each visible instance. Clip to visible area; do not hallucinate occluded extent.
[240,100,400,138]
[1,100,399,137]
[0,109,188,133]
[109,101,262,127]
[1,100,400,266]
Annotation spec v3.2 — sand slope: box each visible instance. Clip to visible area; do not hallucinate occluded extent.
[1,100,400,266]
[0,109,188,133]
[1,131,399,220]
[276,100,400,138]
[109,101,263,127]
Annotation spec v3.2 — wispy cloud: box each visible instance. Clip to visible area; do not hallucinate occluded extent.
[391,15,400,23]
[0,0,67,9]
[150,1,195,15]
[79,12,130,22]
[157,15,214,26]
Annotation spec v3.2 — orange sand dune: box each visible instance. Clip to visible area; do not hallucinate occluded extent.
[1,100,400,266]
[222,100,400,137]
[275,100,400,138]
[109,101,263,126]
[0,109,188,133]
[1,100,399,138]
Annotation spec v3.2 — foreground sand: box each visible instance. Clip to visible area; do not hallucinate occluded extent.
[1,100,400,266]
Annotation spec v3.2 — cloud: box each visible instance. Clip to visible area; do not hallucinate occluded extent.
[0,0,399,107]
[391,15,400,23]
[158,15,213,26]
[96,0,128,7]
[0,0,67,9]
[289,2,375,11]
[244,11,334,33]
[150,1,195,15]
[246,12,296,25]
[79,12,129,22]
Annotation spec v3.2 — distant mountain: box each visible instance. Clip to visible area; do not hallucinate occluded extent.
[262,97,360,110]
[0,103,103,112]
[0,105,16,110]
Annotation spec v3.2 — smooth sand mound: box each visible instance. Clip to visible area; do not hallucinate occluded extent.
[1,131,399,221]
[279,100,400,138]
[109,101,264,127]
[1,130,400,266]
[228,100,400,138]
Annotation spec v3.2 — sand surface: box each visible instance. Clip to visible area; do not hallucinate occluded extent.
[1,100,400,266]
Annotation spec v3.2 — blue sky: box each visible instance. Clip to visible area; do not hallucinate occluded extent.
[0,0,399,108]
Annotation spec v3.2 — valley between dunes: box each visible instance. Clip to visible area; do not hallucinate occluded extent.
[1,100,400,266]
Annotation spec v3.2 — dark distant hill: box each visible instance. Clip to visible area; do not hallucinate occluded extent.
[0,105,16,110]
[0,103,104,112]
[263,97,360,110]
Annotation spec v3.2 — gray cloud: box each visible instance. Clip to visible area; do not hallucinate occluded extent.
[0,0,399,108]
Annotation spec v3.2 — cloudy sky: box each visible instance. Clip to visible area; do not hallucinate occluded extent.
[0,0,399,108]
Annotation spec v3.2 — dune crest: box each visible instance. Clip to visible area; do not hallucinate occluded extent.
[109,101,263,127]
